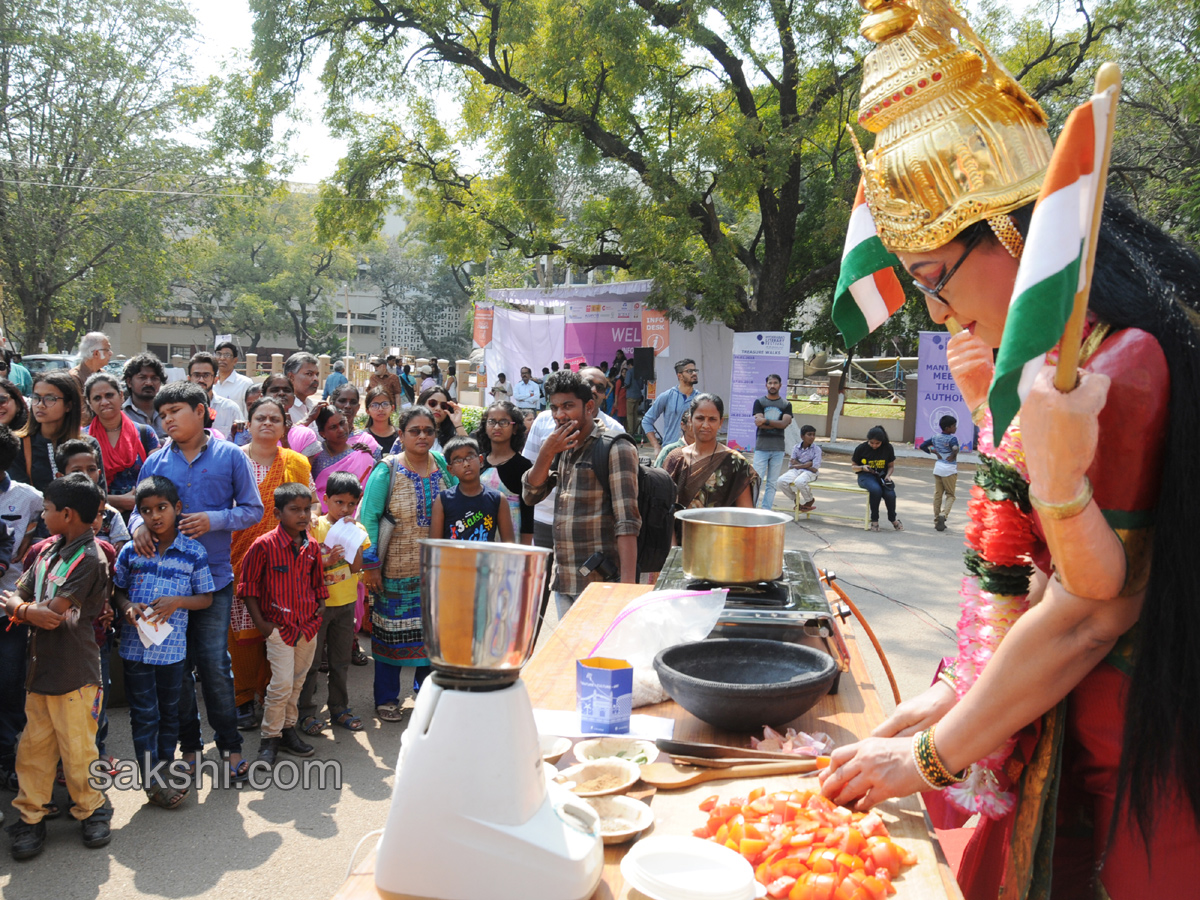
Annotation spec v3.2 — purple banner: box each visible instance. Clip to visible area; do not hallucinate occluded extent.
[564,301,643,368]
[915,332,974,451]
[726,332,790,452]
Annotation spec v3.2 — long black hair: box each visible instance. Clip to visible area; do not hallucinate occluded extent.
[973,196,1200,841]
[416,385,455,446]
[474,400,527,454]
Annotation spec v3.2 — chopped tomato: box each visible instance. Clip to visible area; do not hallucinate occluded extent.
[866,840,902,879]
[748,786,766,802]
[699,795,720,813]
[767,876,797,898]
[741,837,769,859]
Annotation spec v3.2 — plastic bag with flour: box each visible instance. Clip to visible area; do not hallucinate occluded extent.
[588,589,729,707]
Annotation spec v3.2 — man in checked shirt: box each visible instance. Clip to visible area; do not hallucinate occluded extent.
[523,370,640,623]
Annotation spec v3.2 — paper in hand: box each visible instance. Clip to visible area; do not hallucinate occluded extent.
[136,615,173,649]
[324,517,367,560]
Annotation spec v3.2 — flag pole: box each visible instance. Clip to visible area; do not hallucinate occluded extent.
[1054,63,1122,392]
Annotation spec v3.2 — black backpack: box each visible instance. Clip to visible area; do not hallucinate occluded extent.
[577,431,678,577]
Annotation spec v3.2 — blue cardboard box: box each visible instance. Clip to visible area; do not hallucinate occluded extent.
[576,657,633,734]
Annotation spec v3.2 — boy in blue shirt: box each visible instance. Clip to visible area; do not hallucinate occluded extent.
[919,415,960,532]
[113,476,214,810]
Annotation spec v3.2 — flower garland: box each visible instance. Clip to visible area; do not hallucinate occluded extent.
[944,407,1039,818]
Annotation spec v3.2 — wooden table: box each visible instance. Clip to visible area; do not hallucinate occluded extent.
[336,582,962,900]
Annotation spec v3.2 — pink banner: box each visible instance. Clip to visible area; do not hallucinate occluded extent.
[564,321,641,369]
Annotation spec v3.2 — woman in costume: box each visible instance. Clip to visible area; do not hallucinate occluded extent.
[473,398,534,545]
[229,397,314,732]
[666,393,758,515]
[818,3,1200,898]
[359,406,456,722]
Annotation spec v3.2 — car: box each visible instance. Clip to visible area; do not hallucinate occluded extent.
[104,356,129,377]
[21,354,79,375]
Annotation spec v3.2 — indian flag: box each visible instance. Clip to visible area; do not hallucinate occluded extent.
[832,180,906,348]
[988,87,1117,437]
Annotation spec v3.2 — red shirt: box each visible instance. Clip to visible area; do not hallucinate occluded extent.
[237,526,327,646]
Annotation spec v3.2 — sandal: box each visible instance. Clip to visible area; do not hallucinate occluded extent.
[146,784,188,810]
[351,644,370,666]
[300,715,326,737]
[98,755,120,777]
[376,704,404,723]
[893,519,904,531]
[869,522,880,532]
[333,710,364,732]
[221,751,250,784]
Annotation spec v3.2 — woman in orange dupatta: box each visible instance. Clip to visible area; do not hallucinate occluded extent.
[228,397,314,728]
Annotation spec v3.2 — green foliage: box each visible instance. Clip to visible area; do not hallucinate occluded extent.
[0,0,217,351]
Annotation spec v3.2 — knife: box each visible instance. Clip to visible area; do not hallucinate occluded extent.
[655,738,813,762]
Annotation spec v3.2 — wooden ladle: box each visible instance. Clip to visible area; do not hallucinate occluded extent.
[638,760,820,789]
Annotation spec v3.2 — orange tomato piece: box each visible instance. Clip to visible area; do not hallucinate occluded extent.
[741,837,769,859]
[698,795,720,813]
[748,787,766,803]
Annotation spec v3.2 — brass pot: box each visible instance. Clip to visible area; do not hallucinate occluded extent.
[675,508,790,584]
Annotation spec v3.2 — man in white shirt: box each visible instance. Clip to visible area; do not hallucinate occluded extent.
[212,341,254,415]
[512,367,541,411]
[188,351,241,437]
[285,352,321,426]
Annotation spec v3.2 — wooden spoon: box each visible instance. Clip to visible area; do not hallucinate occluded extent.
[639,760,820,789]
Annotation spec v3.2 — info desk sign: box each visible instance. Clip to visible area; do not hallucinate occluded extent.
[915,332,974,451]
[577,657,633,734]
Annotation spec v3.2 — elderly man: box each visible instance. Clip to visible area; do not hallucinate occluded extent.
[284,352,321,426]
[189,352,241,437]
[69,332,113,423]
[323,360,348,399]
[367,357,403,407]
[212,341,254,416]
[512,367,541,411]
[122,353,167,438]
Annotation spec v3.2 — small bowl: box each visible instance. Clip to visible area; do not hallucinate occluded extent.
[574,736,659,766]
[654,639,839,732]
[556,758,641,797]
[540,734,572,765]
[582,795,655,845]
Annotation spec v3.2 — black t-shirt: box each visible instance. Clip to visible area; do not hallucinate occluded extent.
[369,427,399,456]
[852,442,895,479]
[753,396,791,452]
[483,452,535,535]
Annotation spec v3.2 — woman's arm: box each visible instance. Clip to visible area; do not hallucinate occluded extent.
[735,485,754,508]
[430,495,445,541]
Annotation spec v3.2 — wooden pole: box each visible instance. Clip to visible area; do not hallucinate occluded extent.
[1054,63,1122,392]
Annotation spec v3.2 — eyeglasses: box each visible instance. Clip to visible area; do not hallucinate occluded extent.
[486,419,513,428]
[680,368,698,375]
[0,396,12,406]
[31,394,63,407]
[368,401,392,411]
[588,382,609,395]
[405,426,436,437]
[425,399,445,409]
[449,454,480,467]
[214,352,235,360]
[911,230,984,305]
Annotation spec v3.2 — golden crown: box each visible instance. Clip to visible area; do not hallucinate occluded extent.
[853,0,1053,252]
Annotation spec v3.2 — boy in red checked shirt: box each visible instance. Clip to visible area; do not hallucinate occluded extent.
[237,483,327,768]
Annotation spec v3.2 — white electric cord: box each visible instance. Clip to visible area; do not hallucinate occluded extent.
[344,829,385,883]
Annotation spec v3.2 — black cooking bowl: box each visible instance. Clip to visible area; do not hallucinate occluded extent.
[654,639,839,732]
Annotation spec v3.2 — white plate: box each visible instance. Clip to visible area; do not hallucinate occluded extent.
[581,794,655,844]
[620,836,758,900]
[574,736,659,765]
[555,758,641,797]
[539,734,572,765]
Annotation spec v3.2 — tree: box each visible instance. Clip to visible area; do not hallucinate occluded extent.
[0,0,215,351]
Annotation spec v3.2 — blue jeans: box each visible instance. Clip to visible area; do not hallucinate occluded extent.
[178,583,242,756]
[0,620,28,771]
[857,472,897,523]
[123,658,185,781]
[374,663,430,707]
[752,450,786,510]
[95,634,112,757]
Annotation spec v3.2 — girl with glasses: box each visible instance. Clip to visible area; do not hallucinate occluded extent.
[364,386,399,454]
[472,400,534,546]
[10,372,106,494]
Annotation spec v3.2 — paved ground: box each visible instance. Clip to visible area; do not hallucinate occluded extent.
[0,448,969,899]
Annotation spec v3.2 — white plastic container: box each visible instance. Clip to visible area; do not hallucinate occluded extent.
[619,836,761,900]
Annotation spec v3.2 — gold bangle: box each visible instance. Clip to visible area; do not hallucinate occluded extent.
[913,726,968,789]
[1029,477,1093,520]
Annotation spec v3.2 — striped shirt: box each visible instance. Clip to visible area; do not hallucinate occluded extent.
[237,525,328,646]
[114,533,215,665]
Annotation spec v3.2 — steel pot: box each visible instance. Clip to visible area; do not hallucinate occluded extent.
[674,508,790,583]
[419,540,551,683]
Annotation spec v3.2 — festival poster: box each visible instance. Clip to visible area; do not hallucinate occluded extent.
[642,308,670,357]
[727,332,791,452]
[915,332,974,450]
[472,301,495,349]
[564,301,642,367]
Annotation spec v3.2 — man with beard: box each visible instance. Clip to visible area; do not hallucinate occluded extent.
[122,353,167,439]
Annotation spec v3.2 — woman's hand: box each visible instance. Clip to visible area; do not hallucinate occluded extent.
[945,330,995,412]
[818,736,926,811]
[362,568,382,592]
[446,401,463,429]
[872,682,956,739]
[1022,366,1110,502]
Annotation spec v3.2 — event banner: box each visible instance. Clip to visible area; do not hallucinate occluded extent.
[726,332,791,452]
[472,302,494,349]
[915,332,974,451]
[641,309,670,357]
[564,300,642,367]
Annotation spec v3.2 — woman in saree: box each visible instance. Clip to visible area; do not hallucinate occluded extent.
[235,373,323,456]
[817,5,1200,897]
[473,399,534,545]
[84,371,158,516]
[360,406,455,722]
[311,406,380,513]
[666,393,758,519]
[228,397,314,731]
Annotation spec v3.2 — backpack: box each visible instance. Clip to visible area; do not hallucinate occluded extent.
[555,430,678,577]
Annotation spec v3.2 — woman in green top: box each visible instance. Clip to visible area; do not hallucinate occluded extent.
[359,406,456,722]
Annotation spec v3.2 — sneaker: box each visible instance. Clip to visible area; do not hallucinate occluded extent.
[257,737,281,767]
[278,727,314,758]
[7,819,45,860]
[80,807,112,849]
[236,701,258,731]
[893,519,905,531]
[935,516,946,532]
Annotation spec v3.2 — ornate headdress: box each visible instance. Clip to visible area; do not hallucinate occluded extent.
[853,0,1053,253]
